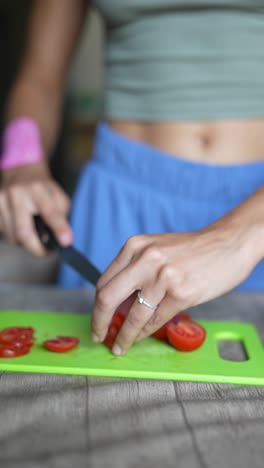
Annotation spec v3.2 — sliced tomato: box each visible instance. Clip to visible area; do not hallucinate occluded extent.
[111,312,126,328]
[7,340,33,349]
[103,312,125,350]
[152,324,168,341]
[43,336,79,353]
[173,312,191,323]
[116,292,137,316]
[0,327,34,346]
[105,293,137,349]
[104,324,119,350]
[167,320,206,352]
[152,312,192,341]
[0,343,31,358]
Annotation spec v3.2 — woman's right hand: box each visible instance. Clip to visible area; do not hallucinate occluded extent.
[0,161,73,256]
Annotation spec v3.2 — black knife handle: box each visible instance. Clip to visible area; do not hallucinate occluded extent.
[34,215,58,250]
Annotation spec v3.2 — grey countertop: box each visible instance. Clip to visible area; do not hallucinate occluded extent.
[0,283,264,468]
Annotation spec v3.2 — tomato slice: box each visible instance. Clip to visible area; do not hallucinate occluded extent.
[116,292,137,316]
[152,312,192,341]
[173,312,191,323]
[43,336,79,353]
[152,324,168,341]
[167,320,206,351]
[105,293,137,349]
[0,343,31,358]
[0,327,34,346]
[103,312,125,350]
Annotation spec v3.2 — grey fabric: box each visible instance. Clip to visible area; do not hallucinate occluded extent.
[0,284,263,468]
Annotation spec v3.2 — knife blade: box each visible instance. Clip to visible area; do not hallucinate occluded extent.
[34,215,101,286]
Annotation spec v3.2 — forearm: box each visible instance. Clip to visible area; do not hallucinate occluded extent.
[213,185,264,266]
[4,0,89,159]
[6,72,63,159]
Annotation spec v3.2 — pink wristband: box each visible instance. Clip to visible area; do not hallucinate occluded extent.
[0,117,44,170]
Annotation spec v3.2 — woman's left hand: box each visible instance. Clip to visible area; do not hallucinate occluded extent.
[91,216,261,355]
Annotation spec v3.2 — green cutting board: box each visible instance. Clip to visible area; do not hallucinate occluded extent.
[0,311,263,385]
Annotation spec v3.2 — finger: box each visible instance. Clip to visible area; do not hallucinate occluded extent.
[9,194,47,256]
[97,235,149,289]
[33,184,73,246]
[112,284,166,355]
[136,295,188,342]
[0,194,15,242]
[91,256,156,342]
[49,183,71,214]
[15,212,47,255]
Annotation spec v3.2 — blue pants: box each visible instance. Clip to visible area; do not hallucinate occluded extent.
[58,122,264,290]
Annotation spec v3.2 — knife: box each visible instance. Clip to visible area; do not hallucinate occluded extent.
[34,215,101,287]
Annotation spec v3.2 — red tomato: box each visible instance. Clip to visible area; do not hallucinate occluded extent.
[43,336,79,353]
[0,327,34,346]
[152,312,192,341]
[152,324,168,341]
[116,292,137,316]
[104,313,125,350]
[0,343,31,358]
[111,313,126,328]
[167,320,206,351]
[173,312,191,323]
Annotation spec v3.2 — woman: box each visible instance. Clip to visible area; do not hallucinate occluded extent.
[0,0,263,355]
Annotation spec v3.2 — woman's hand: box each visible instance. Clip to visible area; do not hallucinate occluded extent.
[0,161,73,255]
[91,211,263,355]
[0,0,89,257]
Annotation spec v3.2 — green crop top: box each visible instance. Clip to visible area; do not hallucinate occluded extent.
[92,1,264,121]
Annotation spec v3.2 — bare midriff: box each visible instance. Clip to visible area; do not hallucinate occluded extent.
[108,119,264,164]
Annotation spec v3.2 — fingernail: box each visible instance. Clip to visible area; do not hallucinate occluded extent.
[92,333,100,343]
[60,233,72,244]
[112,344,123,356]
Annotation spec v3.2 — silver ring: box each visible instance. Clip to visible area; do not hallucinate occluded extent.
[137,290,158,311]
